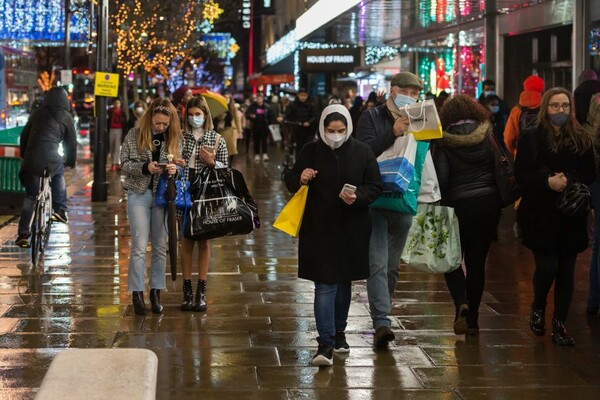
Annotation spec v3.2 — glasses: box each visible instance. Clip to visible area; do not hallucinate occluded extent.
[548,102,570,111]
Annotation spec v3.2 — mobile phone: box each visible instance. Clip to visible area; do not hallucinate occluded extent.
[203,145,214,152]
[156,162,168,167]
[340,184,357,195]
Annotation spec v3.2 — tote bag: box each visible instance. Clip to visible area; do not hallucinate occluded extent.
[417,150,441,204]
[273,185,309,237]
[401,204,462,274]
[376,134,417,194]
[403,99,443,141]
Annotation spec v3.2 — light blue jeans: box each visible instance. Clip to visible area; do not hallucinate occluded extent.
[127,190,167,292]
[314,282,352,348]
[588,182,600,310]
[367,208,413,329]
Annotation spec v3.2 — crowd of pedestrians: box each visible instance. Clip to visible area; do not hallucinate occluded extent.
[13,68,600,368]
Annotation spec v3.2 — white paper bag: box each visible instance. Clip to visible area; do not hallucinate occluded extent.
[418,150,441,203]
[403,99,443,140]
[268,124,282,142]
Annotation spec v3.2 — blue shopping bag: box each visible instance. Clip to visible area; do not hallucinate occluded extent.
[378,157,414,193]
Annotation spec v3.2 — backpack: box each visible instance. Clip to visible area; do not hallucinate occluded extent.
[518,106,539,137]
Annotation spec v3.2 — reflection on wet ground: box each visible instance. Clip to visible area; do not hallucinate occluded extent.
[0,146,599,399]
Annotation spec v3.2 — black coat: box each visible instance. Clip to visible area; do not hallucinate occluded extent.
[284,138,382,283]
[356,104,396,157]
[245,103,273,134]
[20,87,77,177]
[515,127,596,254]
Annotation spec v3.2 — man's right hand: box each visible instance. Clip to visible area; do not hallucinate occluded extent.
[393,115,410,137]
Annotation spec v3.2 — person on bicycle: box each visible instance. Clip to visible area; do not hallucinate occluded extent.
[15,86,77,248]
[281,88,317,155]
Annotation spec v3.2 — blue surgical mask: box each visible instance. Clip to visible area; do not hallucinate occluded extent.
[188,116,204,128]
[489,105,500,114]
[484,90,495,97]
[549,112,569,127]
[393,93,417,109]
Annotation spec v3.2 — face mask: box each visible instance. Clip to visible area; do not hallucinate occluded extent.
[322,133,347,149]
[188,116,204,128]
[549,112,569,127]
[135,107,144,114]
[489,105,500,114]
[484,90,495,97]
[393,93,417,109]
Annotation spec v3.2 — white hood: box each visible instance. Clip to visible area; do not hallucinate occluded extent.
[319,104,353,149]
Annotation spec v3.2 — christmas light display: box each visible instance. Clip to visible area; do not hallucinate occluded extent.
[365,46,399,66]
[0,0,90,44]
[202,0,224,24]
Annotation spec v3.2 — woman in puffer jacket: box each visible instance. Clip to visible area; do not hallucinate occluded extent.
[432,95,502,336]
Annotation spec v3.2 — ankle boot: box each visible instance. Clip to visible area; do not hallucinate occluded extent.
[551,318,575,346]
[149,289,164,314]
[193,280,207,311]
[181,279,194,311]
[466,310,479,336]
[132,291,146,315]
[530,306,545,336]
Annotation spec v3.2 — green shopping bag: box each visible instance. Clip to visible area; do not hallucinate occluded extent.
[401,204,462,274]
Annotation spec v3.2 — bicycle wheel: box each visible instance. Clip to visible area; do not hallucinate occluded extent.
[41,193,52,253]
[30,201,43,266]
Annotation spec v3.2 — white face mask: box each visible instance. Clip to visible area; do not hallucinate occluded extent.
[326,133,346,143]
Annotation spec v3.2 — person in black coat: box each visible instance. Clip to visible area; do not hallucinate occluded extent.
[516,87,596,346]
[245,93,274,162]
[284,104,382,366]
[284,88,316,155]
[432,95,502,336]
[16,87,77,247]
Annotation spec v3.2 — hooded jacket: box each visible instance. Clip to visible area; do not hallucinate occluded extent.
[284,106,382,283]
[432,121,498,205]
[20,87,77,177]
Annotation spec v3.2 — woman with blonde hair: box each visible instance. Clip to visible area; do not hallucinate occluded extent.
[516,87,595,345]
[213,94,242,165]
[121,97,182,315]
[178,96,228,311]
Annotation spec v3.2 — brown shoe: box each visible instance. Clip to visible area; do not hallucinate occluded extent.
[374,326,395,348]
[453,304,469,335]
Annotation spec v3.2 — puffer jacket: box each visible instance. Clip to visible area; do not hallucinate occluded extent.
[20,87,77,177]
[285,99,316,126]
[432,121,498,205]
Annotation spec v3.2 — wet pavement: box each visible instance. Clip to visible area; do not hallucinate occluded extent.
[0,144,599,399]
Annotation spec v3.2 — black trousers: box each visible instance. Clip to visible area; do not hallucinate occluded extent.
[532,250,577,322]
[252,128,268,156]
[444,194,501,317]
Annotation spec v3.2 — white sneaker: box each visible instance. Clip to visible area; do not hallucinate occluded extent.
[254,154,260,162]
[262,153,269,161]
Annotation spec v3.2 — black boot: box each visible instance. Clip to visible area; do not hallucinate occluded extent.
[530,306,545,336]
[181,279,194,311]
[551,318,575,346]
[466,310,479,336]
[149,289,164,314]
[132,291,146,315]
[193,280,207,311]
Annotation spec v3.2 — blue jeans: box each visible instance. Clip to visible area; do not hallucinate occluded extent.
[367,208,413,329]
[588,182,600,309]
[127,190,167,292]
[314,282,352,347]
[17,164,68,236]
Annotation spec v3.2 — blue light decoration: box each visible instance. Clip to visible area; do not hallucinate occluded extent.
[0,0,91,45]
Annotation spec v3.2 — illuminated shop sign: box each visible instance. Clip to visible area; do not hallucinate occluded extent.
[242,0,252,29]
[300,48,361,72]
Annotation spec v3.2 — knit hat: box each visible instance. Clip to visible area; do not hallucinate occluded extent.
[523,75,544,93]
[391,72,423,90]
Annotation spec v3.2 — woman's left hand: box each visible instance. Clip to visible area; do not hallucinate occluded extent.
[339,191,357,205]
[199,146,216,167]
[165,163,177,176]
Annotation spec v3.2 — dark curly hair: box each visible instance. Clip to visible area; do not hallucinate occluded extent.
[439,94,490,128]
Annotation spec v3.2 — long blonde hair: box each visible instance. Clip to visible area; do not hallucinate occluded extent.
[537,87,592,154]
[138,97,181,158]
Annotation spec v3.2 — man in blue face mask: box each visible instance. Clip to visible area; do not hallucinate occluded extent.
[356,72,423,348]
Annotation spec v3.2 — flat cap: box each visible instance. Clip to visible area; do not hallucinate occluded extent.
[390,72,423,90]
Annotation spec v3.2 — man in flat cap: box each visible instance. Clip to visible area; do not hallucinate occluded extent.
[356,72,423,348]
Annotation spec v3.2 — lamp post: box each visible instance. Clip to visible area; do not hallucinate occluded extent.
[64,0,71,69]
[92,0,109,202]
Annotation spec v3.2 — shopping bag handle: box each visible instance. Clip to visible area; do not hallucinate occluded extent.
[404,101,427,132]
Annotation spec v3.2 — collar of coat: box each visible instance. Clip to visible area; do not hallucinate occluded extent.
[440,120,491,147]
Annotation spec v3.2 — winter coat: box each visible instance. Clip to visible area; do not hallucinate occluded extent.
[20,87,77,177]
[284,138,382,283]
[245,103,273,134]
[432,121,499,205]
[503,90,542,156]
[574,79,600,179]
[285,98,316,126]
[515,126,596,254]
[355,104,397,157]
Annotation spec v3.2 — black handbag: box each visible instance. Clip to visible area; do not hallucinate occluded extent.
[556,182,591,217]
[488,134,520,207]
[185,166,259,240]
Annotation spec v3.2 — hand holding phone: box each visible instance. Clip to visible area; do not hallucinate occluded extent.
[339,184,357,205]
[156,163,168,168]
[340,184,357,195]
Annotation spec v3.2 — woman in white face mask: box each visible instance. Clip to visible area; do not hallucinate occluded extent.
[177,96,229,313]
[124,100,147,144]
[283,104,383,366]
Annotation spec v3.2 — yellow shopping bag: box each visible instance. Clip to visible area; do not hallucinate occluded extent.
[273,185,309,237]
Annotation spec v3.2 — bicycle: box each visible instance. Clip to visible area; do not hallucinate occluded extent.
[280,120,303,181]
[30,168,53,267]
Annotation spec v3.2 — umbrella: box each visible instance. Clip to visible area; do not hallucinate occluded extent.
[198,89,228,117]
[166,156,178,282]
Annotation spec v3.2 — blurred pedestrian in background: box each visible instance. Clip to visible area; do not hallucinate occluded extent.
[121,97,181,316]
[124,100,147,140]
[107,98,124,171]
[516,87,595,346]
[245,93,274,162]
[284,104,382,366]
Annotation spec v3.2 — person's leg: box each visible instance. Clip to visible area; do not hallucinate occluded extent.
[180,238,195,311]
[553,251,577,322]
[194,239,211,311]
[444,267,467,307]
[127,191,152,292]
[50,163,67,212]
[108,129,117,165]
[17,172,40,239]
[252,129,261,158]
[334,281,352,333]
[532,251,559,311]
[148,202,167,290]
[260,130,269,159]
[314,282,337,348]
[114,128,122,166]
[386,212,413,299]
[367,209,391,330]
